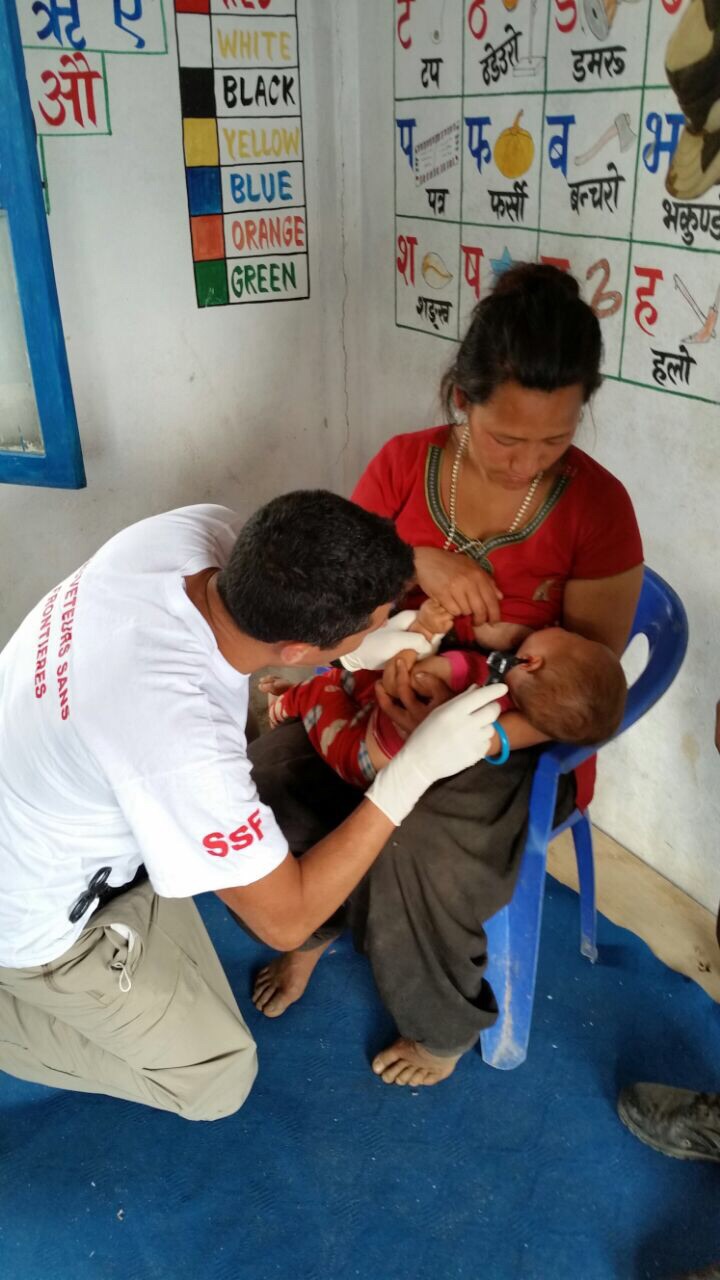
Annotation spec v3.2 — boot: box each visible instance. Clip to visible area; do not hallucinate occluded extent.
[618,1082,720,1161]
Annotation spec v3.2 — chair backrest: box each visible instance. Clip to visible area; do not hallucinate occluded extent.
[543,567,689,776]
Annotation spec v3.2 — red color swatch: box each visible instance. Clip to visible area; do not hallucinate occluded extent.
[175,0,210,14]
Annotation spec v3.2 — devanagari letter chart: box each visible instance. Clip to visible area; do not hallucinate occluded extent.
[176,0,308,308]
[394,0,720,405]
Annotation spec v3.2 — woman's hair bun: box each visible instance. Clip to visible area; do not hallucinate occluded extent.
[490,260,580,302]
[442,258,602,413]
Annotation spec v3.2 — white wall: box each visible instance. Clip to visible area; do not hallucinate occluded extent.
[341,0,720,913]
[1,5,349,635]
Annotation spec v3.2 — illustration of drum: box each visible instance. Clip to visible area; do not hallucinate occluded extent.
[583,0,643,42]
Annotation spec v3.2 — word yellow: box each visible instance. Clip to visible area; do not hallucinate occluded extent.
[222,125,301,161]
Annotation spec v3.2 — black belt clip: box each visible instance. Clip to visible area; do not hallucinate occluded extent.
[68,866,112,924]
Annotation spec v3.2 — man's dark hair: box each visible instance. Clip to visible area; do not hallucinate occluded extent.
[217,490,414,648]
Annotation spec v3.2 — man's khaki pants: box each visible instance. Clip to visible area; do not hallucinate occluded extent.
[0,881,257,1120]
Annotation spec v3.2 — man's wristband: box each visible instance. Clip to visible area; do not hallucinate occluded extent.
[485,722,510,766]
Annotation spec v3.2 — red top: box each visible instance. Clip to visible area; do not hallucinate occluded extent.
[352,427,643,808]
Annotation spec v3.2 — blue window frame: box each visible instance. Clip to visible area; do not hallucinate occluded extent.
[0,1,85,489]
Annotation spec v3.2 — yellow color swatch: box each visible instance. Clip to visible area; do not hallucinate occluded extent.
[183,118,219,168]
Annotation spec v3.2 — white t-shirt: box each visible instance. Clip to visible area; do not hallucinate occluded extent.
[0,505,289,968]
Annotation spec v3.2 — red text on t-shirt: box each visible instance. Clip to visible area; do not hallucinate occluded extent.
[202,810,265,858]
[33,586,61,700]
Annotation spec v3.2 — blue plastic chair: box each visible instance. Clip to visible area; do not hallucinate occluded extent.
[479,567,689,1070]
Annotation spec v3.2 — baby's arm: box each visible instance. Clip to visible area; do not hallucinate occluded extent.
[409,597,454,642]
[366,648,456,773]
[412,652,548,758]
[372,648,546,767]
[400,651,549,757]
[363,713,394,773]
[363,650,418,773]
[363,647,453,775]
[472,620,533,650]
[258,676,293,698]
[257,675,297,729]
[487,710,551,756]
[381,649,454,698]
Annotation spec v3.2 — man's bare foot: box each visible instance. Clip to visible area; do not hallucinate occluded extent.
[252,938,336,1018]
[372,1038,461,1086]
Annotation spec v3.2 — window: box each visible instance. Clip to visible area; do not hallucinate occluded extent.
[0,1,85,488]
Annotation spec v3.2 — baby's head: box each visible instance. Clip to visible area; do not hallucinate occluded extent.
[507,627,627,746]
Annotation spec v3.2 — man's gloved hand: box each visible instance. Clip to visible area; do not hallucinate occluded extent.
[366,683,508,826]
[340,611,443,672]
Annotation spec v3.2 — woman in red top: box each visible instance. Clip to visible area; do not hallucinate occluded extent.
[248,263,643,1087]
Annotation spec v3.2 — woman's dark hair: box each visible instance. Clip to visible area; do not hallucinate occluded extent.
[217,490,414,649]
[440,262,603,418]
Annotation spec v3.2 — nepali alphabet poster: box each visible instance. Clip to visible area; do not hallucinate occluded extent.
[394,0,720,405]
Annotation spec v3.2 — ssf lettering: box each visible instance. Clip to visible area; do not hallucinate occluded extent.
[203,810,265,857]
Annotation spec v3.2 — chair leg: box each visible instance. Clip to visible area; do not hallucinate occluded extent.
[480,840,548,1070]
[571,812,598,963]
[480,760,560,1069]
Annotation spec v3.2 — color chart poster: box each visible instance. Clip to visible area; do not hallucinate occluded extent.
[175,0,309,308]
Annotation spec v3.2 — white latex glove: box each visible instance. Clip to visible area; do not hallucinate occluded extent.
[366,683,508,826]
[340,611,443,672]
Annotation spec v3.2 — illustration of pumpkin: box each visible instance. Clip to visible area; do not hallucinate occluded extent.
[494,111,535,179]
[502,0,520,9]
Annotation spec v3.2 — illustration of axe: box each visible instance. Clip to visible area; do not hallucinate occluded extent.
[673,274,720,345]
[574,113,636,167]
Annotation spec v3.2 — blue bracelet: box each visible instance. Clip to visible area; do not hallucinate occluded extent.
[485,722,510,766]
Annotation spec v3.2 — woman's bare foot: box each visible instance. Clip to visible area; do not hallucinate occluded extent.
[252,938,337,1017]
[371,1038,461,1086]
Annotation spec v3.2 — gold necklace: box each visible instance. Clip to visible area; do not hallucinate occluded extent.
[442,424,544,553]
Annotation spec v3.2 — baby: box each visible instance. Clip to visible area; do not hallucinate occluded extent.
[261,600,627,789]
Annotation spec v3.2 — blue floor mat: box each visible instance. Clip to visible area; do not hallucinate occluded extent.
[1,881,718,1280]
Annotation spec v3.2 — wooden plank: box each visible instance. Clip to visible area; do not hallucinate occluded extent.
[548,826,720,1004]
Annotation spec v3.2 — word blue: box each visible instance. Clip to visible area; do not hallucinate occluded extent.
[230,170,293,206]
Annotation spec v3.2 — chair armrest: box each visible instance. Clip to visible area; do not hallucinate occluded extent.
[538,740,596,777]
[532,567,688,784]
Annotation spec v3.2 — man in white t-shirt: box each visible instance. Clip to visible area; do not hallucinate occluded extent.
[0,491,504,1120]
